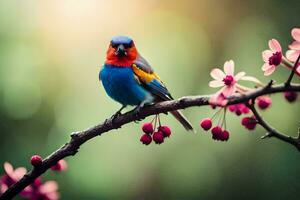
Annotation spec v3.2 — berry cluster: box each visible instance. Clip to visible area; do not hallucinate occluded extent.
[200,117,229,141]
[200,96,273,141]
[140,115,171,145]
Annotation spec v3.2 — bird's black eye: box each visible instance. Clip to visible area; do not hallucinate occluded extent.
[111,42,118,48]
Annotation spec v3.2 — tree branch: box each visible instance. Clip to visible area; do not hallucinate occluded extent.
[285,54,300,85]
[1,83,300,200]
[248,103,300,151]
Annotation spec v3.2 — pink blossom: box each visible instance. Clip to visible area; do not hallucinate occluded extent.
[26,179,59,200]
[0,162,27,194]
[209,91,228,107]
[0,163,60,199]
[209,60,259,106]
[262,39,282,76]
[286,28,300,74]
[51,160,67,171]
[286,28,300,62]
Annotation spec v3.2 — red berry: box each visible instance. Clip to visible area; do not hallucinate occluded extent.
[51,160,68,171]
[220,130,230,141]
[200,118,212,131]
[30,155,42,167]
[284,91,298,102]
[211,126,223,140]
[235,110,242,116]
[140,133,152,145]
[241,116,257,130]
[142,123,154,134]
[153,131,165,144]
[257,96,272,110]
[228,104,249,116]
[159,126,171,137]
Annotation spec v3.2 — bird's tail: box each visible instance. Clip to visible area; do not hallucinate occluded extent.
[170,110,194,131]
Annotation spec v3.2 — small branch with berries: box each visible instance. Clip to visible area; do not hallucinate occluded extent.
[1,82,300,200]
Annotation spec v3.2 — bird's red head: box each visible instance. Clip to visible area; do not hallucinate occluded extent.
[105,36,138,67]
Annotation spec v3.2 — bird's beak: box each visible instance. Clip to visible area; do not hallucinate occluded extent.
[115,44,127,57]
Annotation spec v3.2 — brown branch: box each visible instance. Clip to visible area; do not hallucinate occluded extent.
[285,54,300,85]
[282,57,300,77]
[248,103,300,151]
[1,83,300,199]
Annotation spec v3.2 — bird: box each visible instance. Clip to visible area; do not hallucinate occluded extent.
[99,36,193,131]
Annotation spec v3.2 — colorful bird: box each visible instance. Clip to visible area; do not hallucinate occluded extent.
[99,36,193,131]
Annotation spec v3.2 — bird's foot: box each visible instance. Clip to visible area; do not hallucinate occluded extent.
[133,105,145,122]
[111,111,121,121]
[111,106,126,122]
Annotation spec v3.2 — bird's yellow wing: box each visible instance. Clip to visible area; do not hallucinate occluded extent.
[132,55,173,100]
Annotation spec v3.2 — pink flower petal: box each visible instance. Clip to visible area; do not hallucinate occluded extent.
[12,167,26,180]
[40,181,58,193]
[234,71,246,81]
[209,80,224,88]
[224,60,234,75]
[268,39,282,52]
[291,28,300,41]
[286,50,300,62]
[210,68,225,80]
[58,160,67,171]
[1,184,8,194]
[4,162,14,177]
[209,89,228,107]
[289,41,300,50]
[240,76,261,84]
[46,192,60,200]
[262,63,273,70]
[262,50,273,62]
[264,66,276,76]
[222,85,235,96]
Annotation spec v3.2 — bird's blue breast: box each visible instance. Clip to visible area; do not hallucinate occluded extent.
[100,65,152,106]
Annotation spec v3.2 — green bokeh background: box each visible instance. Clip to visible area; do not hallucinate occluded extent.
[0,0,300,199]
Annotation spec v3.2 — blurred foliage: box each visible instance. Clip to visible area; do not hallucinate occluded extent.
[0,0,300,199]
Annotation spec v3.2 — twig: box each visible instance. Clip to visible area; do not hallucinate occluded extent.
[1,83,300,199]
[285,54,300,86]
[282,57,300,77]
[248,102,300,151]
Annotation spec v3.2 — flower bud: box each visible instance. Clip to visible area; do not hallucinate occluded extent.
[30,155,42,167]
